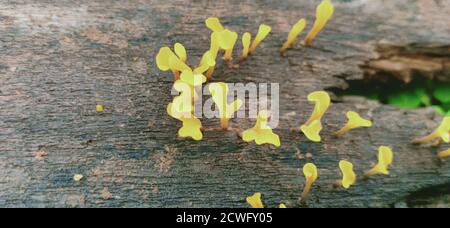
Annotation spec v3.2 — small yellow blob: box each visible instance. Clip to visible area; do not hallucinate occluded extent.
[180,69,207,87]
[242,111,281,147]
[241,32,252,59]
[301,163,318,204]
[249,24,272,53]
[96,104,104,112]
[281,19,307,52]
[304,91,331,126]
[156,47,176,71]
[156,46,187,80]
[197,51,216,75]
[303,0,335,46]
[246,192,264,208]
[167,81,196,119]
[209,83,243,130]
[279,203,287,208]
[178,116,203,141]
[365,146,394,177]
[207,32,221,79]
[205,17,224,32]
[412,117,450,145]
[174,43,187,63]
[437,149,450,160]
[335,111,372,137]
[218,29,238,61]
[338,160,356,189]
[300,120,323,142]
[73,174,83,182]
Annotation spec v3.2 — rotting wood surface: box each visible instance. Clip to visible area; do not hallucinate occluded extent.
[0,0,450,208]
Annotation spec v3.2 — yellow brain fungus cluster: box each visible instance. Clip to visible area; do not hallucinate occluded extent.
[303,0,335,46]
[335,111,372,137]
[335,160,356,189]
[242,111,281,147]
[412,117,450,145]
[281,19,306,53]
[209,83,243,130]
[297,91,330,142]
[300,163,318,204]
[365,146,394,177]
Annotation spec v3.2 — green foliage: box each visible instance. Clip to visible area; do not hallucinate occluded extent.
[433,84,450,103]
[387,90,423,109]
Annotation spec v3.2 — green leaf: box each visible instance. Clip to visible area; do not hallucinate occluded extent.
[387,91,423,109]
[433,83,450,103]
[432,105,446,115]
[415,88,431,106]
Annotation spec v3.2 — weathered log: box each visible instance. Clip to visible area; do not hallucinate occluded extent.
[0,0,450,208]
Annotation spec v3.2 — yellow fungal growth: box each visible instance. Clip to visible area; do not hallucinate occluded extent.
[437,149,450,160]
[300,120,322,142]
[96,104,104,112]
[167,81,196,119]
[279,203,287,208]
[335,111,372,137]
[156,47,179,80]
[205,17,224,32]
[297,91,330,142]
[335,160,356,189]
[303,0,335,46]
[209,83,243,130]
[206,32,221,79]
[246,192,264,208]
[167,104,203,141]
[174,43,187,62]
[73,174,83,182]
[300,163,318,204]
[197,51,216,75]
[412,117,450,145]
[249,24,272,54]
[281,19,307,53]
[365,146,394,177]
[242,111,281,147]
[241,32,251,59]
[303,91,331,126]
[218,29,238,61]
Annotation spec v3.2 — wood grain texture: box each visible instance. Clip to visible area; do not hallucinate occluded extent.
[0,0,449,208]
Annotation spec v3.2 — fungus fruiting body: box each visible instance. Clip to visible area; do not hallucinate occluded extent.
[438,149,450,160]
[96,104,104,112]
[303,0,335,46]
[365,146,394,177]
[298,91,330,142]
[174,43,187,63]
[335,160,356,189]
[242,111,281,147]
[246,192,264,208]
[209,82,243,130]
[335,111,372,137]
[241,32,252,59]
[281,19,307,53]
[156,45,190,80]
[279,203,287,208]
[73,174,83,182]
[218,29,239,61]
[206,17,224,32]
[412,117,450,145]
[249,24,272,54]
[301,163,318,204]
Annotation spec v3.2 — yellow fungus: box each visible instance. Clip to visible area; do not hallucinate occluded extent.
[180,69,207,87]
[167,81,195,119]
[178,116,203,141]
[335,111,372,137]
[300,120,322,142]
[206,32,221,79]
[336,160,356,189]
[365,146,394,177]
[197,51,216,75]
[242,111,281,147]
[281,19,307,53]
[246,192,264,208]
[209,83,243,130]
[156,47,180,80]
[300,163,318,204]
[241,32,251,59]
[174,43,187,63]
[218,29,238,61]
[412,117,450,145]
[279,203,287,208]
[96,104,104,112]
[73,174,83,182]
[437,149,450,160]
[304,91,331,126]
[303,0,334,46]
[205,17,224,32]
[249,24,272,54]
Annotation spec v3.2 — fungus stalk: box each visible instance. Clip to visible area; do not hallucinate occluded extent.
[300,163,318,204]
[365,146,394,177]
[209,82,243,130]
[281,19,306,53]
[218,29,238,61]
[303,0,334,46]
[335,111,372,137]
[412,117,450,145]
[241,32,251,59]
[249,24,272,54]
